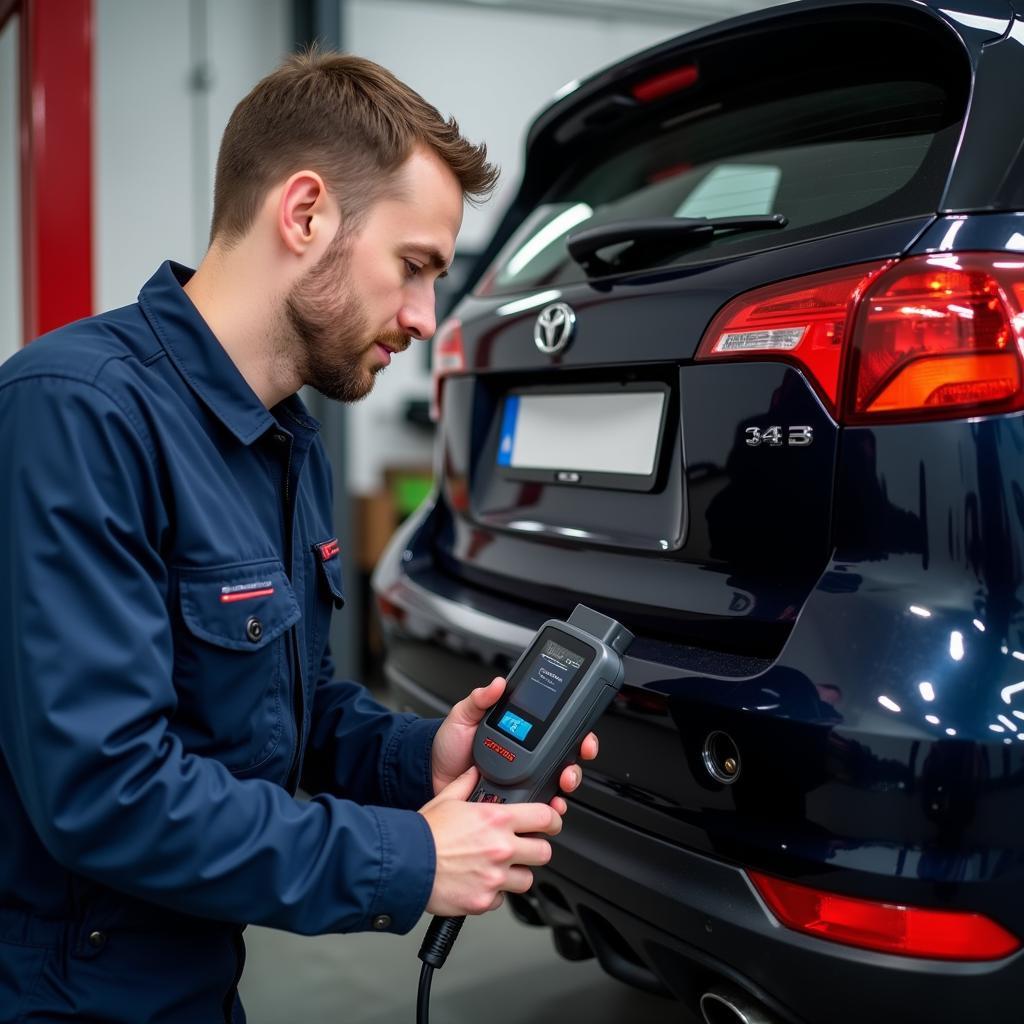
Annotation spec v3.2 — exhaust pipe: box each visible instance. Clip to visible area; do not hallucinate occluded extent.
[700,985,778,1024]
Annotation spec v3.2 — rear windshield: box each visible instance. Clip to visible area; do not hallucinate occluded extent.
[478,22,967,296]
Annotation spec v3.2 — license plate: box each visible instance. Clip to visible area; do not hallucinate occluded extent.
[496,385,669,491]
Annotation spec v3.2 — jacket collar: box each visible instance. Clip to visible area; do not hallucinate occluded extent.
[138,261,281,445]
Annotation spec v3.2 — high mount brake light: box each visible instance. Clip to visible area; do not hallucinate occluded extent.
[696,254,1024,424]
[430,318,465,423]
[748,871,1020,961]
[631,64,699,103]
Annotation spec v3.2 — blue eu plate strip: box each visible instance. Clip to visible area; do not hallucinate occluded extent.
[497,396,520,467]
[497,710,532,742]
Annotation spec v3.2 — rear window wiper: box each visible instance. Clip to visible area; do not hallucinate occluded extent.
[566,214,788,276]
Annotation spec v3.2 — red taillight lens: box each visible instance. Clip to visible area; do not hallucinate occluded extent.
[847,255,1024,421]
[430,317,465,422]
[696,254,1024,423]
[748,871,1020,961]
[696,262,888,413]
[375,594,406,624]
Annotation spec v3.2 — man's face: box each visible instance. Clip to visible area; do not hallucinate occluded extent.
[285,146,463,402]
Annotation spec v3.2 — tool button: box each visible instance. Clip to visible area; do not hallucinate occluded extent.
[245,617,263,643]
[372,914,392,931]
[87,931,107,949]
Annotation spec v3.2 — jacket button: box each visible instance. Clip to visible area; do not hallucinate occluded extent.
[372,914,392,931]
[87,930,106,949]
[245,617,263,643]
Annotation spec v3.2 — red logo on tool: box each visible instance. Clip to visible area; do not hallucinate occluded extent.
[317,538,340,561]
[484,737,516,763]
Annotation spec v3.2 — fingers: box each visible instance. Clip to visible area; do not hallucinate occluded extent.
[506,802,562,836]
[580,731,599,760]
[503,866,535,895]
[510,835,553,869]
[451,677,506,726]
[424,767,479,808]
[558,764,583,794]
[471,676,506,712]
[549,795,568,816]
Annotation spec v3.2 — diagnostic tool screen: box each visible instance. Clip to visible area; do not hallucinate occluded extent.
[512,639,584,721]
[487,628,595,751]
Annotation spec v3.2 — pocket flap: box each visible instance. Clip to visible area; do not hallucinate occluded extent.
[312,538,345,609]
[315,552,346,609]
[178,561,301,650]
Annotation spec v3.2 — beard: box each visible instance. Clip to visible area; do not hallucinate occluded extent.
[284,231,409,403]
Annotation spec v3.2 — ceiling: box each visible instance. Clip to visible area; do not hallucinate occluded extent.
[394,0,791,27]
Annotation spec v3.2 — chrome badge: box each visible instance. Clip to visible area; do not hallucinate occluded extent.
[534,303,576,355]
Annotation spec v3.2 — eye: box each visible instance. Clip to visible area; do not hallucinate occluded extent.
[403,259,422,279]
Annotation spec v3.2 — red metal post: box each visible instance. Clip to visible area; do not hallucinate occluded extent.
[19,0,93,343]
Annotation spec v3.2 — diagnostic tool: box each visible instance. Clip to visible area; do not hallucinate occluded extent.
[470,605,632,804]
[415,605,633,1023]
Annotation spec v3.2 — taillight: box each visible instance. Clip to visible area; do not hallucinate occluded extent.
[748,871,1020,961]
[697,261,887,413]
[430,317,465,422]
[631,64,699,103]
[696,254,1024,424]
[847,255,1024,422]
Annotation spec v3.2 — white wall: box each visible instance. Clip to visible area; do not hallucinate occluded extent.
[0,15,20,364]
[95,0,289,312]
[342,0,690,493]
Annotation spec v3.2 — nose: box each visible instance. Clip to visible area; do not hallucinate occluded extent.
[397,291,437,342]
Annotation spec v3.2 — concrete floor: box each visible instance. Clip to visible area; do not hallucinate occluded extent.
[238,906,695,1024]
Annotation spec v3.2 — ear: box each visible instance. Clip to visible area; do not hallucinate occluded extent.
[277,171,335,256]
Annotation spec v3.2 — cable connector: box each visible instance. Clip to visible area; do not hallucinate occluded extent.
[418,914,466,970]
[567,604,634,655]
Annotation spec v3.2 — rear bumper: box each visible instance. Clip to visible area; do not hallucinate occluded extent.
[389,654,1024,1024]
[526,801,1023,1024]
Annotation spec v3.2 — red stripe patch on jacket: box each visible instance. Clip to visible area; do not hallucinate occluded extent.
[220,580,275,604]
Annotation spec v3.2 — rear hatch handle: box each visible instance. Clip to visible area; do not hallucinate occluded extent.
[566,214,788,276]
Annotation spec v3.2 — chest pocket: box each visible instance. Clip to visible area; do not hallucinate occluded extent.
[306,539,345,684]
[173,560,301,774]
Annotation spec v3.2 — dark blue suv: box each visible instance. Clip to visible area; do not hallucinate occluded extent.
[373,2,1024,1020]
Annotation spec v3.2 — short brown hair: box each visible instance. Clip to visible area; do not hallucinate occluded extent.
[210,49,499,245]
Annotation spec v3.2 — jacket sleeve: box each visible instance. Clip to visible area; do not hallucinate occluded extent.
[0,375,434,936]
[299,646,442,810]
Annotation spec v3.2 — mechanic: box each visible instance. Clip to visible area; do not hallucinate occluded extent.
[0,50,596,1022]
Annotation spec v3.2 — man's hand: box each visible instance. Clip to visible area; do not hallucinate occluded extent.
[420,768,562,916]
[431,676,598,815]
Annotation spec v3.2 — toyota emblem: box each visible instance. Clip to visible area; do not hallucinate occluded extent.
[534,303,576,355]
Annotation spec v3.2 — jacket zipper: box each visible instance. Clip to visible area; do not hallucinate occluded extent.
[279,435,305,793]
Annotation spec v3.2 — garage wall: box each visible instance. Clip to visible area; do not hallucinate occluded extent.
[95,0,289,313]
[0,16,20,364]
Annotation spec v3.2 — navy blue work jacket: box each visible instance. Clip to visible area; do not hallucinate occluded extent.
[0,262,441,1022]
